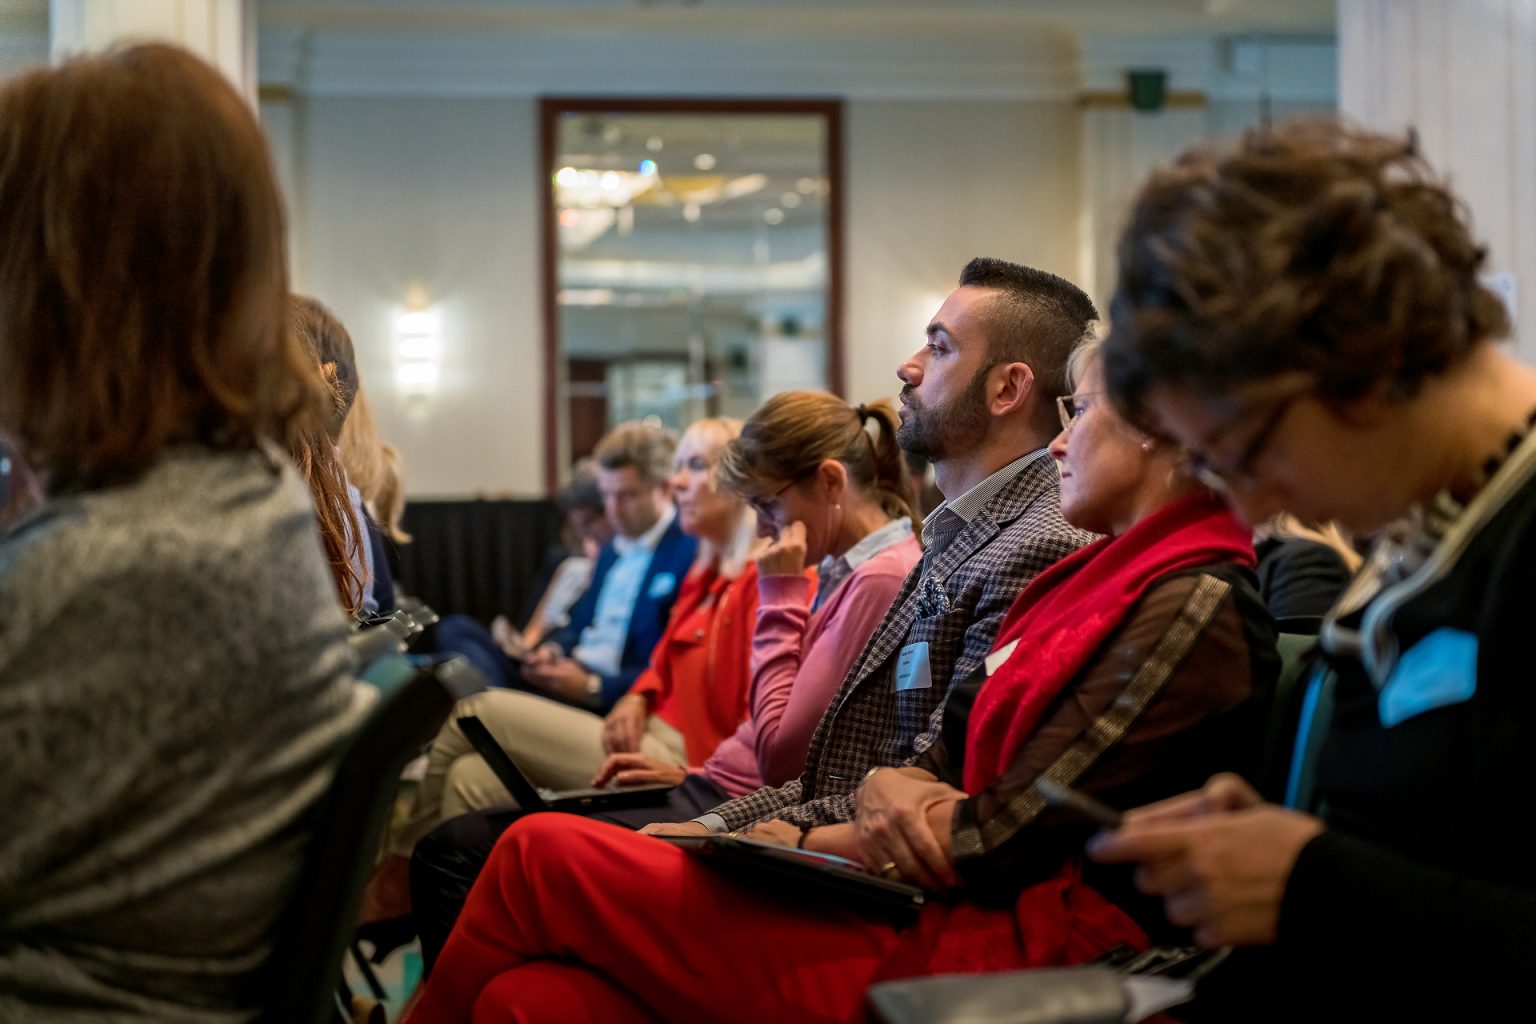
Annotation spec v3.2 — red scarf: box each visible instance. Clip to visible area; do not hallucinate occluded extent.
[964,489,1255,794]
[873,492,1253,988]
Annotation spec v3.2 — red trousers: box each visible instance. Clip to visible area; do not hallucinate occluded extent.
[404,814,901,1024]
[405,814,1142,1024]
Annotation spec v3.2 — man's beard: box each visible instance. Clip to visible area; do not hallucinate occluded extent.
[896,365,991,461]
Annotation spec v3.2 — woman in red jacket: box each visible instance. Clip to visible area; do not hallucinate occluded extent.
[404,339,1278,1024]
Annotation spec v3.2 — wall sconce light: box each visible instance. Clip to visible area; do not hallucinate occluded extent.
[395,306,442,399]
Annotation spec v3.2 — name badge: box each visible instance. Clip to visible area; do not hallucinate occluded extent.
[648,572,677,599]
[894,641,933,692]
[1378,627,1478,728]
[984,639,1020,677]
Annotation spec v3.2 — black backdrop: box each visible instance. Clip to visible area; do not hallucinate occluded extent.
[388,498,565,627]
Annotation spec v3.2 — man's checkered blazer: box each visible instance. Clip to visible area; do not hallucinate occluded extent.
[710,453,1095,830]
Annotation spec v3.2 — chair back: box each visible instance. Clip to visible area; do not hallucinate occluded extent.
[1255,616,1324,801]
[257,653,459,1024]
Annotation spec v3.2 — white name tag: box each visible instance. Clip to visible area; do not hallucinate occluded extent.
[894,641,933,692]
[984,638,1020,677]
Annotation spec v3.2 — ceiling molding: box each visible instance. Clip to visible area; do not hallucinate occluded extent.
[259,27,1084,100]
[1079,32,1338,105]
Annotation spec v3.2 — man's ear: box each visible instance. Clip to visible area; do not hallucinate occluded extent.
[990,362,1036,418]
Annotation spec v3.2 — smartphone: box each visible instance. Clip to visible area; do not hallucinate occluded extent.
[1034,777,1123,829]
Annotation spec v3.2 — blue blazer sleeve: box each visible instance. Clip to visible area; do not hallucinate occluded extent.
[602,520,697,707]
[555,519,697,712]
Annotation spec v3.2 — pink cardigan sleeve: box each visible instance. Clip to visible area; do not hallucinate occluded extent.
[749,551,915,786]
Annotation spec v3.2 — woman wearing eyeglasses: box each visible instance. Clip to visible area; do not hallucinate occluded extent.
[598,391,922,798]
[407,394,919,969]
[1088,121,1536,1019]
[403,342,1279,1024]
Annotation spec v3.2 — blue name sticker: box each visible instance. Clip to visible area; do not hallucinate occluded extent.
[1378,627,1479,729]
[894,641,933,692]
[648,572,677,599]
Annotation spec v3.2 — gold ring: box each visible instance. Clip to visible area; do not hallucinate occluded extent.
[879,860,899,878]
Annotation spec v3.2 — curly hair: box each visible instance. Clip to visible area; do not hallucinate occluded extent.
[1103,119,1510,426]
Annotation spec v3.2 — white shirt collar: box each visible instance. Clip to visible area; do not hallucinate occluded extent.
[614,502,676,556]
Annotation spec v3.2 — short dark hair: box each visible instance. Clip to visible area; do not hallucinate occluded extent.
[958,258,1100,436]
[560,458,604,515]
[1103,119,1509,428]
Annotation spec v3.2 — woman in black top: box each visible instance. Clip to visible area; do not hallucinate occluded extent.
[1091,119,1536,1018]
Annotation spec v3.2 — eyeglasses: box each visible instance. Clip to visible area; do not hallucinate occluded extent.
[1182,391,1303,492]
[746,477,800,521]
[1055,392,1104,431]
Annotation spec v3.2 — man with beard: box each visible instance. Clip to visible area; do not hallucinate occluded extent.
[649,256,1101,842]
[405,259,1101,967]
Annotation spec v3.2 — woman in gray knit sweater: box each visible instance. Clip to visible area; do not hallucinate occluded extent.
[0,45,371,1022]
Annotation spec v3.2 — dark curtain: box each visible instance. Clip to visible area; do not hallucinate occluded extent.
[388,499,564,627]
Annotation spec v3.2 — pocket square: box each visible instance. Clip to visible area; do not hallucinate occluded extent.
[648,572,677,599]
[914,574,952,619]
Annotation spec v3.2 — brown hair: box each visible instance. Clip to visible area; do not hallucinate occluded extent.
[0,44,324,486]
[593,420,677,485]
[290,423,364,617]
[717,391,920,530]
[1104,119,1510,426]
[290,294,359,441]
[286,296,364,615]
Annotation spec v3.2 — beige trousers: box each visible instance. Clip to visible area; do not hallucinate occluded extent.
[395,689,686,851]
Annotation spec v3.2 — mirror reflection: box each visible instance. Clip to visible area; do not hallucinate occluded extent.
[549,107,838,469]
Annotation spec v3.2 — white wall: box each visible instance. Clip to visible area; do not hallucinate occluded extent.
[843,99,1081,408]
[274,94,1086,497]
[274,94,544,498]
[254,26,1336,500]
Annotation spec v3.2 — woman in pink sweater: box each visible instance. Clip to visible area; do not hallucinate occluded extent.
[407,394,924,972]
[593,391,924,798]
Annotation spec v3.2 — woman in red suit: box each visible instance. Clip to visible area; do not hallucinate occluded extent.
[406,339,1278,1024]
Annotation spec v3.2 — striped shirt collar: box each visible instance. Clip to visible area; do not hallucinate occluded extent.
[922,448,1051,546]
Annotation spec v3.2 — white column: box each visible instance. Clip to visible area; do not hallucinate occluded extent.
[1339,0,1536,356]
[49,0,256,103]
[1078,103,1209,315]
[1075,36,1219,313]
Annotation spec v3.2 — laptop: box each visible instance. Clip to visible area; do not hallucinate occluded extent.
[658,833,926,923]
[457,714,676,813]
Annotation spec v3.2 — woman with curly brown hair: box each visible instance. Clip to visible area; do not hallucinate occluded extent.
[0,44,370,1022]
[1090,120,1536,1018]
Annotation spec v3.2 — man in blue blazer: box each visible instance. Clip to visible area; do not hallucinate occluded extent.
[522,422,696,709]
[437,421,696,711]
